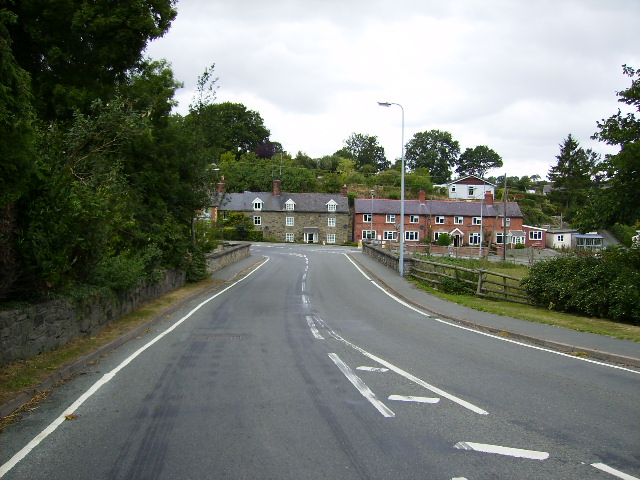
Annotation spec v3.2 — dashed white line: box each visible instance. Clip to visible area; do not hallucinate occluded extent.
[306,315,324,340]
[591,463,640,480]
[328,353,395,418]
[454,441,549,460]
[388,395,440,404]
[357,366,389,372]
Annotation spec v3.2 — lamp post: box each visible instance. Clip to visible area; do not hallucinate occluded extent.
[377,102,405,276]
[370,189,375,240]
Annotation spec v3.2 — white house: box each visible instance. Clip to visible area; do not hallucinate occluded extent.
[546,229,576,249]
[442,175,496,201]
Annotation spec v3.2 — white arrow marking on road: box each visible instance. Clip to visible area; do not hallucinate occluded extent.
[388,395,440,404]
[328,353,395,418]
[454,441,549,460]
[592,463,640,480]
[357,366,389,372]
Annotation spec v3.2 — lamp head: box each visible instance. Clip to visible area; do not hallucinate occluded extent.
[377,102,392,107]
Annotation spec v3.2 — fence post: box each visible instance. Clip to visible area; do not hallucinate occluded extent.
[476,269,484,295]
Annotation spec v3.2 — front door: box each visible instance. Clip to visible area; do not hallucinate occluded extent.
[304,232,316,243]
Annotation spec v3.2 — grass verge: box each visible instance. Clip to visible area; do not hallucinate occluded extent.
[0,277,221,419]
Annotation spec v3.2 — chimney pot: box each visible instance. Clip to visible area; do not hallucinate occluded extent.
[485,190,494,206]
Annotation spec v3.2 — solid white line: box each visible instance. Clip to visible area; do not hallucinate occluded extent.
[316,317,489,415]
[592,463,640,480]
[0,257,269,478]
[454,441,549,460]
[328,353,395,418]
[306,315,324,340]
[388,395,440,404]
[357,366,389,372]
[344,254,640,375]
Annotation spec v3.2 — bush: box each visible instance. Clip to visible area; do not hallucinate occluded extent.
[435,233,451,246]
[439,277,475,295]
[522,248,640,323]
[609,223,637,247]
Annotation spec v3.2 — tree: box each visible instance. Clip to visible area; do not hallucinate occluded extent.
[338,133,389,172]
[548,134,600,189]
[404,130,459,183]
[575,65,640,230]
[6,0,177,119]
[455,145,503,177]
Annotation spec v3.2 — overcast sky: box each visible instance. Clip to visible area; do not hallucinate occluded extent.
[145,0,640,179]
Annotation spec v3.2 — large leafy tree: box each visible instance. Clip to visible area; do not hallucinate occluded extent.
[404,130,459,183]
[455,145,503,177]
[5,0,176,119]
[575,65,640,230]
[336,133,389,172]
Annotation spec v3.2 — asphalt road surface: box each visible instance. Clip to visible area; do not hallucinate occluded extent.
[1,244,638,479]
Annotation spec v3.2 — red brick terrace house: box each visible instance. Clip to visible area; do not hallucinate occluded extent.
[354,190,524,248]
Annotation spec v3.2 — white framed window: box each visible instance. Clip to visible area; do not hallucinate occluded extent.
[285,199,295,211]
[513,235,524,244]
[253,216,261,226]
[451,185,456,192]
[253,199,263,211]
[435,216,445,224]
[327,200,337,212]
[468,186,475,196]
[454,216,463,225]
[558,234,564,242]
[383,231,398,241]
[386,214,396,223]
[496,232,505,244]
[363,213,372,222]
[434,231,447,241]
[326,233,336,244]
[405,231,419,241]
[469,232,481,245]
[285,233,294,242]
[362,230,376,240]
[286,216,294,226]
[410,215,419,223]
[502,217,511,227]
[327,217,336,227]
[529,230,542,240]
[472,217,482,225]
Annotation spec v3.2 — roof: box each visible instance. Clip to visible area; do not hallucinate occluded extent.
[444,175,496,187]
[574,233,603,239]
[354,198,522,217]
[213,191,349,213]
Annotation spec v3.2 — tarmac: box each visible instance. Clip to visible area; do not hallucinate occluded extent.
[2,247,638,418]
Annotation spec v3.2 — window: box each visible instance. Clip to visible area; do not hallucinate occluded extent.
[472,217,482,225]
[286,216,294,226]
[469,232,481,245]
[405,231,419,241]
[513,235,524,245]
[362,230,376,240]
[410,215,419,223]
[454,216,463,225]
[383,231,398,241]
[502,217,511,227]
[435,216,445,224]
[327,217,336,227]
[529,230,542,240]
[326,234,336,244]
[386,214,396,223]
[253,216,261,226]
[468,186,475,196]
[253,199,263,211]
[363,213,372,223]
[285,233,294,242]
[285,199,295,211]
[496,232,505,244]
[451,185,456,193]
[327,200,337,212]
[557,234,564,242]
[434,232,447,241]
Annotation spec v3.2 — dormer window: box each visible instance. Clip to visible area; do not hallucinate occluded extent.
[327,200,337,212]
[253,198,263,211]
[285,199,295,211]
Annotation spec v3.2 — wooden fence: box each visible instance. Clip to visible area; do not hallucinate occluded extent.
[410,257,532,305]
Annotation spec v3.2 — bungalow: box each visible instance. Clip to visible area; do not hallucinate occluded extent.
[354,189,524,248]
[523,225,547,248]
[211,180,351,244]
[545,229,576,250]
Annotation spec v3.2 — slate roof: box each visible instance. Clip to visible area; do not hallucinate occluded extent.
[354,199,522,217]
[213,191,349,213]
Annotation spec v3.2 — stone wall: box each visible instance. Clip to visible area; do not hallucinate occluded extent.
[362,243,413,277]
[206,243,250,272]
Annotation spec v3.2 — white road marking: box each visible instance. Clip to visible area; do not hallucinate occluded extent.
[0,257,269,478]
[454,441,549,460]
[328,353,395,418]
[452,478,468,480]
[357,366,389,372]
[592,463,640,480]
[388,395,440,403]
[344,254,640,375]
[316,317,489,415]
[306,315,324,340]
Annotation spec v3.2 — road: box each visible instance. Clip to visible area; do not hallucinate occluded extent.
[1,244,638,479]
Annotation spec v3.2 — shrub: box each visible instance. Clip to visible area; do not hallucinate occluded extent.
[439,277,475,295]
[609,223,637,247]
[435,233,451,246]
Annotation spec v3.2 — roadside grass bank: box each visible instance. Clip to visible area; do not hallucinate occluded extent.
[0,277,221,421]
[410,278,640,343]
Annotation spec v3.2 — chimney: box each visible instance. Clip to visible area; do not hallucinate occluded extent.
[485,190,494,206]
[419,189,426,204]
[273,179,282,196]
[217,176,226,194]
[342,184,348,197]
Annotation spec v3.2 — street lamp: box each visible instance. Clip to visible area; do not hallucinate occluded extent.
[378,101,405,276]
[370,189,375,240]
